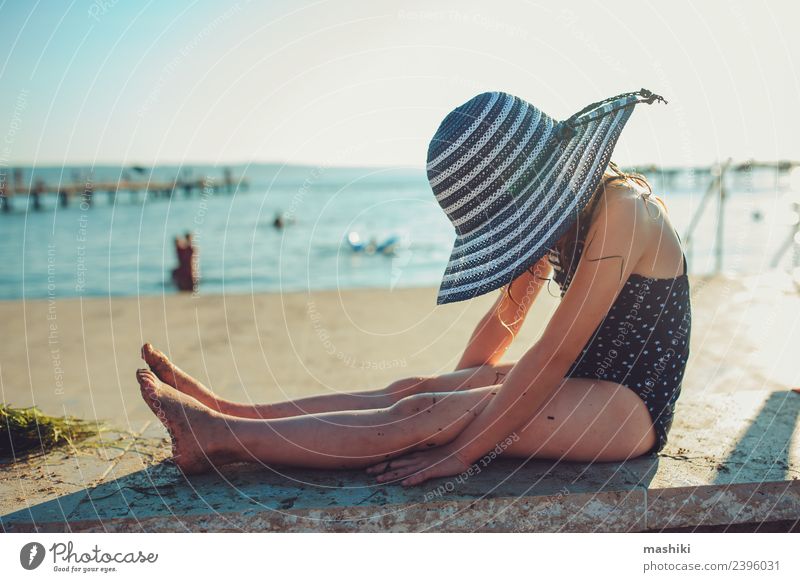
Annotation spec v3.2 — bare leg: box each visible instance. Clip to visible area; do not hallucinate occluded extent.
[142,343,512,419]
[136,368,497,473]
[136,369,656,475]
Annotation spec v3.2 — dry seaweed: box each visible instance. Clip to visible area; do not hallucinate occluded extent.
[0,404,104,460]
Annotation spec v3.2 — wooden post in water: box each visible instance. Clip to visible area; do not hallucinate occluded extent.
[32,179,44,211]
[793,202,800,280]
[0,173,7,213]
[224,167,233,194]
[771,201,800,270]
[684,160,731,273]
[13,168,23,193]
[714,163,728,274]
[82,183,93,207]
[0,177,8,213]
[685,163,720,267]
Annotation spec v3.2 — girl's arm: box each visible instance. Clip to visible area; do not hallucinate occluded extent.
[374,193,653,485]
[448,194,649,465]
[455,256,552,370]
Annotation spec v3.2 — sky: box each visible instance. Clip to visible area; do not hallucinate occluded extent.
[0,0,798,168]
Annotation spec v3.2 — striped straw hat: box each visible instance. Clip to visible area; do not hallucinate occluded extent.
[428,88,666,305]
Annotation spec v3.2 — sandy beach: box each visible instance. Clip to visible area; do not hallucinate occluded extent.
[2,273,799,430]
[0,285,559,429]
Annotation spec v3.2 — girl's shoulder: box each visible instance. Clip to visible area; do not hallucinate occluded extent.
[593,180,654,230]
[597,178,684,279]
[600,176,649,204]
[596,177,669,235]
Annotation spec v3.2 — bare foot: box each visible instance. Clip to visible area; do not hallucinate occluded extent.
[136,368,218,474]
[141,343,224,412]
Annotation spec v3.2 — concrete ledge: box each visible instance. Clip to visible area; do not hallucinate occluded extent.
[3,387,799,533]
[1,457,648,533]
[2,459,798,533]
[646,481,800,531]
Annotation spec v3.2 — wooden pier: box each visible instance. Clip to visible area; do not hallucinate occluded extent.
[0,168,248,212]
[629,159,799,189]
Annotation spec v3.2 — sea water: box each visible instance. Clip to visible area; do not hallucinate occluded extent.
[0,164,796,300]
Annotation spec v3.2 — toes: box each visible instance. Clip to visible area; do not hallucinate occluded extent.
[142,343,159,365]
[136,368,157,389]
[136,367,155,380]
[142,343,174,380]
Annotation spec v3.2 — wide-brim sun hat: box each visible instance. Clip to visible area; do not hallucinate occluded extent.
[428,88,667,305]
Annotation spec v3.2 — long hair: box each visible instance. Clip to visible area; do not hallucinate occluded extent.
[548,162,654,294]
[500,163,655,327]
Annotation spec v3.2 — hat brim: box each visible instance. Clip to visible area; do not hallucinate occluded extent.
[436,104,635,305]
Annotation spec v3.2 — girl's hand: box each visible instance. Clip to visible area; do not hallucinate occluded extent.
[366,447,470,487]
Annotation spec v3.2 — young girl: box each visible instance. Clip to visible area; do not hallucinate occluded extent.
[137,89,691,487]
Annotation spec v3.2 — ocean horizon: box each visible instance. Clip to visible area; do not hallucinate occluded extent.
[1,162,796,301]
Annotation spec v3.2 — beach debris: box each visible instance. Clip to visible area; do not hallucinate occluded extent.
[0,404,103,459]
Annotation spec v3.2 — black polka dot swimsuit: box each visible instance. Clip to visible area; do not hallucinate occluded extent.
[548,241,692,454]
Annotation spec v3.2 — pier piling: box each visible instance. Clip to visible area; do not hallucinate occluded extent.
[0,166,247,212]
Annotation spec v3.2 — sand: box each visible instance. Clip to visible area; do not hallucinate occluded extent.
[0,285,559,430]
[3,273,800,429]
